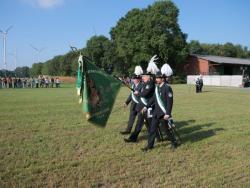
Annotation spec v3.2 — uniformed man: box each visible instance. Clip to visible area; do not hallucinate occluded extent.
[195,74,203,93]
[120,73,143,135]
[141,71,178,151]
[124,70,155,142]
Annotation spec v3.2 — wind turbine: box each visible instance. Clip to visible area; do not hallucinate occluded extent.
[0,25,13,76]
[30,44,45,63]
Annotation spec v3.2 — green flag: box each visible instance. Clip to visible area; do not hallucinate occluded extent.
[81,56,121,127]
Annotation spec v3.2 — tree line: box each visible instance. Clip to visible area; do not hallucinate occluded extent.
[1,1,250,78]
[188,40,250,58]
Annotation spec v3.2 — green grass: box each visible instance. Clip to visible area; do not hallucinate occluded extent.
[0,85,250,187]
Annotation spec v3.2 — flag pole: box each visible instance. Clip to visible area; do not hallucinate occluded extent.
[113,75,134,92]
[81,54,91,119]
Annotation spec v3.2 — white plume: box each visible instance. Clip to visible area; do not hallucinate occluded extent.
[149,54,158,64]
[147,55,159,74]
[161,63,173,77]
[134,66,143,76]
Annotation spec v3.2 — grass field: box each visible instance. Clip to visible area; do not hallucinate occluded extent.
[0,84,250,187]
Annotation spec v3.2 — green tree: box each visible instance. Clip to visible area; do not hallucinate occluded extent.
[221,42,237,57]
[85,35,111,68]
[191,42,250,59]
[188,40,203,54]
[30,63,43,76]
[15,66,30,77]
[110,1,188,73]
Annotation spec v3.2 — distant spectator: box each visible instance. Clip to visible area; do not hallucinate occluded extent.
[55,77,60,88]
[17,78,22,88]
[35,78,39,88]
[41,77,45,88]
[51,77,54,88]
[0,77,2,89]
[27,78,31,88]
[45,77,49,88]
[8,76,12,88]
[3,77,7,88]
[23,78,27,88]
[13,77,17,88]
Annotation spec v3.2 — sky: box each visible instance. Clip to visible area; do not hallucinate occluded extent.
[0,0,250,70]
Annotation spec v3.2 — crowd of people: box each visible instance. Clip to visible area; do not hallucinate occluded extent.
[0,76,61,89]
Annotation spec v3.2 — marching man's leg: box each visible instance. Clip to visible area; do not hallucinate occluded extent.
[124,112,144,142]
[161,119,178,150]
[142,117,159,151]
[121,110,137,134]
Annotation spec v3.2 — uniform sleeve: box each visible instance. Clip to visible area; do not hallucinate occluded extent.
[165,86,173,115]
[146,93,155,108]
[125,94,132,105]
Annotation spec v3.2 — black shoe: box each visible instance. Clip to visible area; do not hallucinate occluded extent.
[141,146,153,152]
[170,142,178,151]
[120,130,131,135]
[156,137,162,142]
[124,138,136,143]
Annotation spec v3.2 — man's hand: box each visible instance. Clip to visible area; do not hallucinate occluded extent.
[134,91,139,95]
[123,103,127,107]
[141,107,147,114]
[163,114,170,120]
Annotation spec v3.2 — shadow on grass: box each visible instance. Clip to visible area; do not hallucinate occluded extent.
[202,90,213,93]
[175,119,196,128]
[181,128,224,143]
[131,119,224,144]
[137,133,149,142]
[137,120,196,142]
[175,120,224,143]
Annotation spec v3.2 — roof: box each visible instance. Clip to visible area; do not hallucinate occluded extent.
[191,54,250,65]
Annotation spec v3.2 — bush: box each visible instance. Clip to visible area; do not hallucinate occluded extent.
[171,75,187,84]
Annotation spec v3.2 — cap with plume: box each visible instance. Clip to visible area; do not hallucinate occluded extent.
[147,55,159,74]
[161,63,173,77]
[134,66,143,76]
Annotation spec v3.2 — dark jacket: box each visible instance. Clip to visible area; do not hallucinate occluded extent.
[125,82,143,111]
[147,82,173,118]
[135,79,155,112]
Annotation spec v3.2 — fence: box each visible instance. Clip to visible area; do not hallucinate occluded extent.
[187,75,243,87]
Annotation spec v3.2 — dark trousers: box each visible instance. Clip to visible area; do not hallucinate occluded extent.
[147,117,176,148]
[196,84,203,93]
[125,109,137,132]
[129,112,150,141]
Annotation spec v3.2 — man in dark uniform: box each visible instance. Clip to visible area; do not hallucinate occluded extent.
[120,74,143,134]
[142,71,178,151]
[195,75,203,93]
[124,70,155,142]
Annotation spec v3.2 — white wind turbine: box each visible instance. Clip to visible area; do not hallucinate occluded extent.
[0,25,13,75]
[30,44,45,63]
